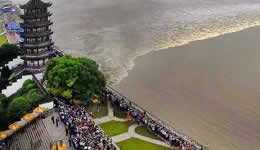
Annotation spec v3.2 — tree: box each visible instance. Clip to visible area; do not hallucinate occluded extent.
[0,44,22,67]
[0,94,8,126]
[45,56,106,100]
[7,96,31,122]
[0,93,8,107]
[1,66,12,78]
[22,79,37,93]
[0,66,12,90]
[27,89,45,107]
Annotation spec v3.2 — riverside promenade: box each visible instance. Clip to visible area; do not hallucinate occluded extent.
[106,87,207,150]
[94,101,171,148]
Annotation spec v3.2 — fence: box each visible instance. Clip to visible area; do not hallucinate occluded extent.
[107,86,208,150]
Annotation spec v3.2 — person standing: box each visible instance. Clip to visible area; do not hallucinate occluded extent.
[51,116,55,124]
[56,118,59,127]
[65,126,68,136]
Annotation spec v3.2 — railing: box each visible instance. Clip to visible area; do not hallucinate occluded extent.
[21,30,53,37]
[20,12,52,19]
[31,72,49,96]
[24,49,53,57]
[20,21,53,28]
[107,86,208,150]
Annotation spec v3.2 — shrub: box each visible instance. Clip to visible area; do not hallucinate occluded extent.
[0,66,12,90]
[1,66,12,78]
[27,89,45,107]
[22,79,37,92]
[7,96,31,122]
[0,43,21,67]
[0,93,8,107]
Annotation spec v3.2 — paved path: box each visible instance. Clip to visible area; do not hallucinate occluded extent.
[42,111,73,150]
[94,101,127,125]
[94,101,172,148]
[42,102,171,150]
[112,124,172,148]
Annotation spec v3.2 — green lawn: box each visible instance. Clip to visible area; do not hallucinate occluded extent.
[100,120,135,137]
[117,137,172,150]
[86,102,108,118]
[113,106,127,119]
[135,126,161,140]
[0,35,7,46]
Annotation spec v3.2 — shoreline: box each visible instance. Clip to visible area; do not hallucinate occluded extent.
[109,23,260,85]
[116,25,260,150]
[8,0,260,149]
[46,0,260,85]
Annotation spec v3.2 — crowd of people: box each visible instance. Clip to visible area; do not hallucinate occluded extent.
[104,88,205,150]
[56,100,116,150]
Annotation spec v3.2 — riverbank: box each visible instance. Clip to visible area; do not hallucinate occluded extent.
[10,0,260,149]
[116,26,260,150]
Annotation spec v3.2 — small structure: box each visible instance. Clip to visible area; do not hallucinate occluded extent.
[1,4,12,13]
[20,0,55,73]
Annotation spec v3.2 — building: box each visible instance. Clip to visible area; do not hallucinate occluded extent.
[19,0,55,73]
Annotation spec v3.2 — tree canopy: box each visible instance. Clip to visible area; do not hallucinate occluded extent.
[27,89,45,107]
[45,56,106,100]
[22,79,37,93]
[0,80,46,130]
[7,96,31,122]
[0,66,13,90]
[0,43,22,67]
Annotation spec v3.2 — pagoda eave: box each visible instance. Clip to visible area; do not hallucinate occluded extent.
[21,51,55,60]
[20,0,52,9]
[21,41,54,49]
[20,12,52,19]
[24,67,46,74]
[20,21,53,28]
[21,30,53,38]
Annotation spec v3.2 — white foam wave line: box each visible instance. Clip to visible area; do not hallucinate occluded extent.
[111,20,260,86]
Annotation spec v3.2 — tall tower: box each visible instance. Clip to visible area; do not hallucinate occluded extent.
[20,0,55,73]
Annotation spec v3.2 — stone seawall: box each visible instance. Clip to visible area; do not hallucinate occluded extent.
[106,86,208,150]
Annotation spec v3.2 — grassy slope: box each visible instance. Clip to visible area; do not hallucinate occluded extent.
[100,120,135,137]
[86,102,108,118]
[0,35,7,46]
[117,137,172,150]
[135,126,161,140]
[113,106,127,119]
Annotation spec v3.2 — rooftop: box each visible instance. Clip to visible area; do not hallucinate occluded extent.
[20,0,52,9]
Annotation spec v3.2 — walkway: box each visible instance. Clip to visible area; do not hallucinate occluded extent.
[41,101,172,149]
[94,101,127,124]
[42,111,73,150]
[94,101,172,148]
[112,124,171,148]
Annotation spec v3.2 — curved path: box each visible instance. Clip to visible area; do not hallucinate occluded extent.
[94,101,172,149]
[41,101,172,150]
[112,124,171,148]
[94,101,127,124]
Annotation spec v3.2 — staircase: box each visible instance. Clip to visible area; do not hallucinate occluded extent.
[1,74,32,97]
[5,56,24,70]
[1,73,43,97]
[3,118,53,150]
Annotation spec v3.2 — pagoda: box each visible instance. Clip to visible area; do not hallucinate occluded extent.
[19,0,55,73]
